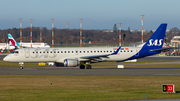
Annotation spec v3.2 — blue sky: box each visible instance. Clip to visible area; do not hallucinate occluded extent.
[0,0,180,30]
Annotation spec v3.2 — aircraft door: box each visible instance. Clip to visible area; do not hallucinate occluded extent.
[25,49,30,58]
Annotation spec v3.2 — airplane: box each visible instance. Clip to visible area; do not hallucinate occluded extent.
[3,23,167,69]
[8,34,50,48]
[0,42,15,53]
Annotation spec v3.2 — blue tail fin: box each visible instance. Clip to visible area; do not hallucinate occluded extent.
[117,23,167,63]
[142,23,167,49]
[138,23,167,58]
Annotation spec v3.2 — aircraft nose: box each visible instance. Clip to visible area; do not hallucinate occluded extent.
[3,56,9,61]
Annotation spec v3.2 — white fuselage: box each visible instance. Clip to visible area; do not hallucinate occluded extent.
[0,43,15,51]
[4,47,141,63]
[19,42,50,48]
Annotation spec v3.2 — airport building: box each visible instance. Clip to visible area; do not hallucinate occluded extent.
[171,36,180,47]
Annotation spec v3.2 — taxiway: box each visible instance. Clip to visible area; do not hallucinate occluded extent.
[1,54,180,76]
[0,67,180,76]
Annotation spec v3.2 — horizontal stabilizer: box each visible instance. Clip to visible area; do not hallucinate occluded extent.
[151,47,175,52]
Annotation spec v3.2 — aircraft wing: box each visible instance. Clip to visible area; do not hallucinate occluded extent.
[80,46,121,60]
[21,46,30,48]
[80,54,110,59]
[15,46,27,49]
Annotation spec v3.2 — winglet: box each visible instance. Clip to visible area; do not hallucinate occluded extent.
[111,46,121,55]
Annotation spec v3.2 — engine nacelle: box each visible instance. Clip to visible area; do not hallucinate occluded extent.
[64,59,80,67]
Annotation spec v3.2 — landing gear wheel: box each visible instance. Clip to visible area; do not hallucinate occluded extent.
[20,66,24,69]
[19,62,24,69]
[80,65,85,69]
[86,65,92,69]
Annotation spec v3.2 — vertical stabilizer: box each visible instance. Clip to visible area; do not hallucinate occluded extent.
[8,34,20,47]
[118,23,167,62]
[142,23,167,49]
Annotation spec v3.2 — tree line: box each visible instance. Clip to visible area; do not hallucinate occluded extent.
[0,27,179,46]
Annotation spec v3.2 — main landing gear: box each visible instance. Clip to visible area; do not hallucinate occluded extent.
[19,62,24,69]
[79,62,92,69]
[80,65,85,69]
[79,65,92,69]
[86,65,92,69]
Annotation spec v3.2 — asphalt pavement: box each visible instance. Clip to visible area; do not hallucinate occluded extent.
[0,67,180,76]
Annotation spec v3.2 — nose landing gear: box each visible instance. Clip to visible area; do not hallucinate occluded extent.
[19,62,24,69]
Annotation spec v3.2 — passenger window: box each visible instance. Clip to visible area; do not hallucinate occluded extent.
[84,51,85,53]
[97,51,99,53]
[91,51,92,53]
[94,51,96,53]
[124,50,126,52]
[131,50,133,52]
[79,51,81,53]
[76,51,78,53]
[87,51,89,53]
[72,51,74,53]
[61,51,63,53]
[110,51,112,52]
[43,51,45,53]
[107,51,108,52]
[68,51,70,53]
[36,52,38,53]
[65,51,66,53]
[57,51,59,53]
[54,51,56,53]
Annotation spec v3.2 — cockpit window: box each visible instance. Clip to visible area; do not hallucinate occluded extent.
[14,51,19,54]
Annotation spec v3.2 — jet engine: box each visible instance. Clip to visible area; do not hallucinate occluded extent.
[64,59,80,67]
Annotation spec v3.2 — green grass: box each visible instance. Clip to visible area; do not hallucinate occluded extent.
[0,60,39,67]
[1,60,180,100]
[0,75,180,101]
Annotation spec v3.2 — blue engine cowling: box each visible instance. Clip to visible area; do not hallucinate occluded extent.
[64,59,80,67]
